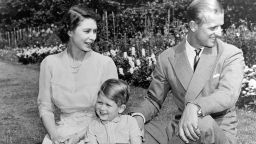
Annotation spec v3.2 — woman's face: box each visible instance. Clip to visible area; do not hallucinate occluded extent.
[68,18,97,52]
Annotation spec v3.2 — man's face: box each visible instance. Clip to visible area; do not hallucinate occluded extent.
[194,12,224,48]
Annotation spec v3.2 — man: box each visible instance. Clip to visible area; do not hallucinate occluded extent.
[129,0,244,143]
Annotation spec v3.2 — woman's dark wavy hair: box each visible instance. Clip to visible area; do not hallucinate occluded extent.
[98,79,130,106]
[57,5,100,43]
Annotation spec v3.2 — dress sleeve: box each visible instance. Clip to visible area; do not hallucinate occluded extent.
[37,57,54,117]
[101,57,118,83]
[129,116,142,144]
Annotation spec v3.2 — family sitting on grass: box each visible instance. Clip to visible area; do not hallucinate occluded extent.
[37,0,244,144]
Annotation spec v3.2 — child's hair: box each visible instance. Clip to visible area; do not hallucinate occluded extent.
[98,79,130,106]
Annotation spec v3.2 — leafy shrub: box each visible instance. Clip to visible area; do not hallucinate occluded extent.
[237,65,256,111]
[223,23,256,67]
[16,25,61,48]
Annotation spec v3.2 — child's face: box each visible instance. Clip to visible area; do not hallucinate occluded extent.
[95,94,125,121]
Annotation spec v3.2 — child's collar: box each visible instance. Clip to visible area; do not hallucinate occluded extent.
[100,115,122,124]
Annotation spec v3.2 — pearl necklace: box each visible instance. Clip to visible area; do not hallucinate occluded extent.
[67,51,85,74]
[70,60,83,73]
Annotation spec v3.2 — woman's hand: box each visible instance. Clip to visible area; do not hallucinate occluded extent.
[51,134,67,144]
[65,133,81,144]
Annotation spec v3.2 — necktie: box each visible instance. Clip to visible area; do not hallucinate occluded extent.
[194,49,201,71]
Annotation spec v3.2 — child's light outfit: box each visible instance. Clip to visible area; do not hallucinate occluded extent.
[87,115,142,144]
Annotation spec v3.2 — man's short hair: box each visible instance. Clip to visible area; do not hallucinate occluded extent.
[186,0,224,24]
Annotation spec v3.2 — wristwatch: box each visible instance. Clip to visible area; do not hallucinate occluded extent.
[188,102,204,117]
[197,108,203,117]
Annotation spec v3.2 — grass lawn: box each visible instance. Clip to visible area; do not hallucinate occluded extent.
[0,59,255,144]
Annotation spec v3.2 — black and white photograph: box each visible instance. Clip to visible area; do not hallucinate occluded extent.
[0,0,255,143]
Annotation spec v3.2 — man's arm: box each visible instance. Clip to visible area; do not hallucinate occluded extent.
[129,53,171,122]
[190,48,245,116]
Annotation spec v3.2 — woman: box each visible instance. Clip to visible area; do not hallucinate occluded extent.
[37,5,118,144]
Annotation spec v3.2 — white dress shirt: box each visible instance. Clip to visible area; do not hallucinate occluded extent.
[185,38,204,71]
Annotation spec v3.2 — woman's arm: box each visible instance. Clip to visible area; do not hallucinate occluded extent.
[41,114,63,142]
[38,58,64,142]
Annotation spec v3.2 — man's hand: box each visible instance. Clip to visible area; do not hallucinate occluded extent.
[134,115,145,131]
[133,115,145,141]
[179,103,201,143]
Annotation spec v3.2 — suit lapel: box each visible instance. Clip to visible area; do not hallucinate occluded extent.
[169,40,193,90]
[185,45,218,103]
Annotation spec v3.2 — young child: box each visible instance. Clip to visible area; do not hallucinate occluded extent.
[85,78,142,144]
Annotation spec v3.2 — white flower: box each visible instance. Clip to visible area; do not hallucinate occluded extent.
[123,52,127,58]
[248,79,256,89]
[46,28,51,34]
[129,61,135,68]
[16,53,22,57]
[242,90,246,95]
[151,53,155,58]
[129,67,134,74]
[244,66,251,73]
[136,59,141,66]
[127,56,133,62]
[148,58,152,66]
[104,52,110,56]
[152,57,157,65]
[141,48,145,57]
[131,47,136,56]
[242,78,248,84]
[236,32,240,37]
[110,49,116,57]
[119,68,124,75]
[252,65,256,69]
[146,77,152,81]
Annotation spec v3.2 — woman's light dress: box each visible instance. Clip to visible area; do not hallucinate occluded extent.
[38,49,118,143]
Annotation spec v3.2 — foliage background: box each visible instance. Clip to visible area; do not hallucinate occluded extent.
[1,0,256,31]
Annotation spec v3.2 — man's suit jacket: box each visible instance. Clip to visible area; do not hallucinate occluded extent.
[130,38,244,143]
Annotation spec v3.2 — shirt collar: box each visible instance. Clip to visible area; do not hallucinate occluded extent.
[185,36,204,53]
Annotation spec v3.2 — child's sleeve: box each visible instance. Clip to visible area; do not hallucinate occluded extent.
[85,124,98,144]
[129,116,143,144]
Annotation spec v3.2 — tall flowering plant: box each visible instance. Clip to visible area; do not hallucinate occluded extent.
[104,47,156,88]
[16,44,64,64]
[237,65,256,111]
